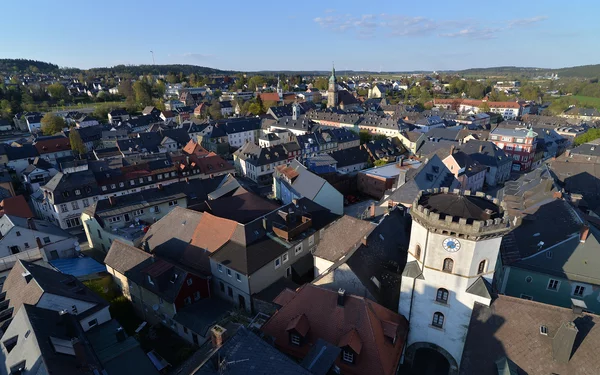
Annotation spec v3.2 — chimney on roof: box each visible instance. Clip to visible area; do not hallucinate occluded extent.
[108,196,116,206]
[337,288,346,307]
[27,217,36,231]
[479,144,484,153]
[580,225,590,243]
[116,327,126,343]
[450,145,456,155]
[552,321,578,364]
[35,237,43,249]
[71,337,87,367]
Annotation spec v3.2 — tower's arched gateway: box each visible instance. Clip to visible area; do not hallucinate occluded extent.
[399,188,512,374]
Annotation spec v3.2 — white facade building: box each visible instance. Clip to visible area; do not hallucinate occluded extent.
[399,188,512,374]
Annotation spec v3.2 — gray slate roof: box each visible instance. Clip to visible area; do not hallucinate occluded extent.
[313,215,375,262]
[195,326,311,375]
[460,296,600,375]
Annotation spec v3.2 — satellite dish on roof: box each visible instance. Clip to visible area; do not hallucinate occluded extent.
[152,304,159,311]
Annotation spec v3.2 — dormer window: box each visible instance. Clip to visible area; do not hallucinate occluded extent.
[147,275,154,285]
[290,333,301,346]
[342,350,354,363]
[75,189,81,196]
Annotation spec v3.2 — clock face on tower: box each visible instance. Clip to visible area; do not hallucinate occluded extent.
[443,238,461,252]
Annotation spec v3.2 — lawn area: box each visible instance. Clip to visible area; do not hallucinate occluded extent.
[571,95,600,108]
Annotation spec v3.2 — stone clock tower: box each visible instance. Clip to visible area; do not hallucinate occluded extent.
[399,188,511,374]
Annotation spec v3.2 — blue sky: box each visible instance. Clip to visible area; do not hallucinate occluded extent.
[1,0,596,71]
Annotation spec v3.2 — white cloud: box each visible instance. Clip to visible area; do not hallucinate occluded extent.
[508,16,548,28]
[313,12,548,40]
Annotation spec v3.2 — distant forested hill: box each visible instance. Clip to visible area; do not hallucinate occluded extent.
[87,64,231,76]
[553,64,600,78]
[0,59,59,73]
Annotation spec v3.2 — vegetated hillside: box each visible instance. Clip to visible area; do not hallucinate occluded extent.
[87,64,232,76]
[0,58,59,73]
[553,64,600,78]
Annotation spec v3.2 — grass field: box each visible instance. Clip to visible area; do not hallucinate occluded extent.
[571,95,600,108]
[48,100,125,112]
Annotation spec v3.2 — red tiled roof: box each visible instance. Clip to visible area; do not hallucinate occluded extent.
[261,284,408,375]
[142,259,173,277]
[258,93,281,103]
[34,138,71,154]
[338,328,363,354]
[0,195,34,218]
[182,140,209,156]
[274,288,298,306]
[286,314,310,336]
[189,212,237,253]
[197,154,234,175]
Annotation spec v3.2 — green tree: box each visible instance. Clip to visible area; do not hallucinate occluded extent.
[374,159,387,167]
[313,77,328,91]
[118,80,134,100]
[0,100,12,119]
[133,80,153,106]
[47,83,69,101]
[69,130,87,155]
[479,102,491,112]
[208,101,222,119]
[574,128,600,146]
[359,130,372,144]
[40,113,66,135]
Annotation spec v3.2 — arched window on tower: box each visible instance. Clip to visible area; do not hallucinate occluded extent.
[432,312,445,328]
[442,258,453,273]
[478,260,487,274]
[415,245,421,260]
[436,288,449,304]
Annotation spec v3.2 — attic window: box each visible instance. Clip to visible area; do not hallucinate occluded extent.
[170,274,179,283]
[540,325,548,335]
[546,251,553,259]
[3,336,17,353]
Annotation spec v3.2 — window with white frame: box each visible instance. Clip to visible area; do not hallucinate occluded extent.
[295,244,303,255]
[218,264,223,273]
[291,333,301,346]
[227,269,232,277]
[574,285,585,297]
[547,279,560,291]
[308,235,314,246]
[60,204,68,213]
[187,278,193,286]
[274,257,282,269]
[236,273,241,282]
[342,350,354,363]
[71,201,79,210]
[83,199,89,208]
[282,252,289,263]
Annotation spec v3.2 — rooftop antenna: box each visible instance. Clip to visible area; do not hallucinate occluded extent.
[150,50,155,65]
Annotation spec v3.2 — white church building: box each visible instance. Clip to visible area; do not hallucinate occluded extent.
[399,188,512,374]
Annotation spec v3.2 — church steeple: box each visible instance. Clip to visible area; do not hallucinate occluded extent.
[329,64,337,84]
[277,75,283,100]
[327,64,338,109]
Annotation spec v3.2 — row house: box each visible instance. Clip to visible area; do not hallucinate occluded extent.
[233,143,289,184]
[104,241,211,345]
[34,158,181,230]
[432,99,525,120]
[490,127,537,171]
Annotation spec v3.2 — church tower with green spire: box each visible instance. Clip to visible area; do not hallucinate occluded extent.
[327,65,338,108]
